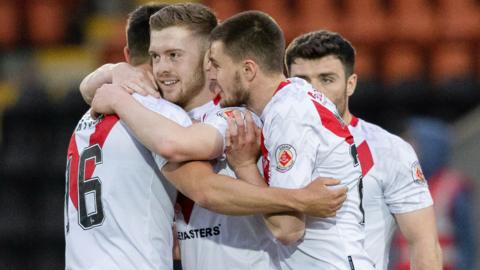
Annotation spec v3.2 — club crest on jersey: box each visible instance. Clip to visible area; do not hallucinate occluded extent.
[216,109,235,120]
[411,161,426,184]
[307,89,326,105]
[275,144,296,172]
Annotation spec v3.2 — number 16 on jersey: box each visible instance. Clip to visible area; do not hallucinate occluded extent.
[65,144,105,232]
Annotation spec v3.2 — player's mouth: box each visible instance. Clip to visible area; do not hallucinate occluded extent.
[159,79,179,87]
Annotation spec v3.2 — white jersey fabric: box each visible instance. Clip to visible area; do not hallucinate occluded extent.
[65,94,191,270]
[348,116,433,270]
[175,100,278,270]
[261,78,374,270]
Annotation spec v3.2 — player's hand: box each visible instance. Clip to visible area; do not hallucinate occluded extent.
[300,177,347,217]
[225,110,261,171]
[91,84,129,118]
[111,62,159,97]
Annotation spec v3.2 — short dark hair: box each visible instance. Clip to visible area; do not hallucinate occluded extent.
[127,3,168,65]
[285,30,356,76]
[210,11,285,74]
[149,3,217,38]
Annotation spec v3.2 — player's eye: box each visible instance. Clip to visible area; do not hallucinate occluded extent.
[321,77,334,84]
[150,53,160,61]
[169,52,181,60]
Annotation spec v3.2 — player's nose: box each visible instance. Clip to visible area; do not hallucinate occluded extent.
[153,56,173,76]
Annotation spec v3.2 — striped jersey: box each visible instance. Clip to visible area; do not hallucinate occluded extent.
[175,100,278,270]
[65,94,191,270]
[349,116,433,270]
[261,77,374,270]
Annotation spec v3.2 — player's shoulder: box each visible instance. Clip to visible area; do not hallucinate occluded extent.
[132,93,191,126]
[268,78,322,114]
[274,77,313,101]
[205,106,262,128]
[265,78,343,129]
[359,119,416,158]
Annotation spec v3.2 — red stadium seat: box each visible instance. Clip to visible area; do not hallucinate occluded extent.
[382,43,424,83]
[341,0,388,45]
[295,0,341,36]
[26,0,66,46]
[355,45,376,80]
[430,42,474,83]
[0,2,19,48]
[247,0,295,41]
[387,0,437,43]
[436,0,480,41]
[204,0,244,21]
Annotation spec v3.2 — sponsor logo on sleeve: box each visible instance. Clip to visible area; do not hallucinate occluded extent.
[275,144,296,172]
[216,109,235,120]
[411,161,426,184]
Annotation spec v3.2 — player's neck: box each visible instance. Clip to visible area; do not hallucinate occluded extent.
[342,99,353,125]
[249,73,286,115]
[183,85,214,111]
[343,110,353,125]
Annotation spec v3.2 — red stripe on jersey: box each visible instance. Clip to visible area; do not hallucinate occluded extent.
[272,80,291,96]
[85,115,119,179]
[350,115,359,127]
[311,99,354,144]
[67,133,80,209]
[260,132,270,185]
[176,193,194,224]
[357,141,374,175]
[213,94,221,105]
[89,115,119,147]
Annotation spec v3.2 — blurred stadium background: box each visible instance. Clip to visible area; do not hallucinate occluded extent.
[0,0,478,269]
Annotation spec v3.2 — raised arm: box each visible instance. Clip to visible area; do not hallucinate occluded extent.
[91,84,223,162]
[79,62,158,105]
[161,160,344,218]
[395,207,442,270]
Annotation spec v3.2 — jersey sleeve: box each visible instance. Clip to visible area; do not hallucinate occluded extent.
[383,139,433,214]
[203,107,262,152]
[132,94,192,127]
[263,100,317,189]
[132,94,192,169]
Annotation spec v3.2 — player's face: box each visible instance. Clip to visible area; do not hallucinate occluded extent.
[149,26,205,108]
[289,55,356,117]
[208,41,250,108]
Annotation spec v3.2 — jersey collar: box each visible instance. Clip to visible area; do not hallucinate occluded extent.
[272,80,291,96]
[350,115,359,127]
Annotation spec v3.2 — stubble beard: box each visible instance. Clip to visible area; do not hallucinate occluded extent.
[220,72,250,108]
[336,88,348,118]
[175,60,206,109]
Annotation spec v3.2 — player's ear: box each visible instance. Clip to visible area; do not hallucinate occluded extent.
[124,46,132,64]
[242,59,257,82]
[346,73,357,97]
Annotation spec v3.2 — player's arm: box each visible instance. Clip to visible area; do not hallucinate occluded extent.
[79,62,158,105]
[395,207,442,270]
[91,84,223,162]
[163,161,293,214]
[386,141,442,269]
[260,113,314,245]
[161,160,341,217]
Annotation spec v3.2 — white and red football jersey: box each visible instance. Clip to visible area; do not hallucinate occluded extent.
[64,94,191,270]
[175,101,278,270]
[261,77,374,270]
[348,116,433,270]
